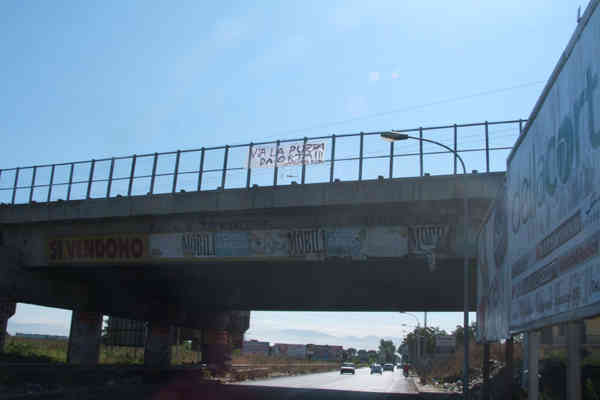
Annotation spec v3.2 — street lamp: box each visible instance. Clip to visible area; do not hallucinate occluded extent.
[399,311,420,327]
[382,131,470,400]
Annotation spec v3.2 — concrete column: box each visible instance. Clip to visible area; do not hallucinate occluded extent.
[567,321,583,400]
[144,322,173,368]
[67,311,102,365]
[202,329,231,371]
[527,330,540,400]
[482,342,490,400]
[228,310,250,351]
[0,301,16,353]
[505,337,514,395]
[201,312,232,372]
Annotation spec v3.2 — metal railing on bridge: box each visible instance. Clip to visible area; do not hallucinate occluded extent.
[0,119,524,205]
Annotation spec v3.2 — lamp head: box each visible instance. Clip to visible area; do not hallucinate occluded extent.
[381,132,409,142]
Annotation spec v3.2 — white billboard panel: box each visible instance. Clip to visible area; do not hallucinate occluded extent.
[506,1,600,332]
[476,184,510,341]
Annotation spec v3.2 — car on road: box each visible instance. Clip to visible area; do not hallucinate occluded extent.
[383,363,395,371]
[340,362,356,374]
[370,364,383,374]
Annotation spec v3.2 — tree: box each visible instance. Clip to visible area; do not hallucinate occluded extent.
[378,339,396,363]
[357,349,368,362]
[401,326,448,357]
[452,322,477,346]
[345,348,357,362]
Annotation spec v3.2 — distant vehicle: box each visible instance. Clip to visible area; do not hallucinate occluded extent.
[340,362,355,375]
[383,363,395,371]
[370,364,383,374]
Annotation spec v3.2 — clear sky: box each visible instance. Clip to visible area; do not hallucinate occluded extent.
[1,1,582,349]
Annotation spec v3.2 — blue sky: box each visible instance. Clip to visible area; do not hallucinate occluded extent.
[1,1,582,348]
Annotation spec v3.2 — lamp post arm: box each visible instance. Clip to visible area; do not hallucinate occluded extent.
[393,134,467,175]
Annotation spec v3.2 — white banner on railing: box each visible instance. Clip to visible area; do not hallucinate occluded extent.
[247,141,327,169]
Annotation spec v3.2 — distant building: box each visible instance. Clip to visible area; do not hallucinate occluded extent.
[242,339,270,355]
[15,333,68,341]
[272,343,306,359]
[307,344,344,361]
[357,349,369,362]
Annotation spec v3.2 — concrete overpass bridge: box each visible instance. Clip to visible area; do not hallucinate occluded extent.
[0,119,520,367]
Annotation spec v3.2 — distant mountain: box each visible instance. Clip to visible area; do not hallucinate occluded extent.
[7,322,69,336]
[245,328,401,351]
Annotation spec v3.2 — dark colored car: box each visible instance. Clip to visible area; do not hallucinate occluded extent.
[340,362,356,374]
[383,363,395,371]
[370,364,383,374]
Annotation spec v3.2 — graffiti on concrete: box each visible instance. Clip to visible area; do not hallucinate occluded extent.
[409,225,449,254]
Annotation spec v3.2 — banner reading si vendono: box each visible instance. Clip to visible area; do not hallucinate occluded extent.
[248,141,326,168]
[507,1,600,332]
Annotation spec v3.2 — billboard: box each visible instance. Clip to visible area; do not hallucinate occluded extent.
[503,0,600,332]
[476,184,510,341]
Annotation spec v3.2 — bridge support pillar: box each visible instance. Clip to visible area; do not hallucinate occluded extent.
[0,301,17,353]
[201,312,232,372]
[228,311,250,351]
[144,322,173,368]
[202,329,231,371]
[67,311,102,365]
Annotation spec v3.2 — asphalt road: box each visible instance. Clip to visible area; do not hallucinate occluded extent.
[238,367,417,394]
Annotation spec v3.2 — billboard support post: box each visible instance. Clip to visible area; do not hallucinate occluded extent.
[482,342,490,400]
[505,337,514,395]
[567,321,583,400]
[528,331,540,400]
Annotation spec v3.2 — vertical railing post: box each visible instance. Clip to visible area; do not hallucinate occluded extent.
[221,145,229,189]
[128,155,137,196]
[29,166,37,203]
[273,141,280,186]
[485,121,490,173]
[246,143,253,189]
[149,153,158,194]
[301,137,308,184]
[389,141,394,179]
[453,124,458,175]
[86,161,95,199]
[172,150,181,193]
[66,163,74,201]
[329,135,336,183]
[106,158,115,198]
[11,168,19,205]
[358,132,364,181]
[419,127,424,177]
[197,148,205,191]
[519,119,523,134]
[48,165,55,202]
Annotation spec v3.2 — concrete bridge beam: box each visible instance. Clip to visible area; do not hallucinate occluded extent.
[67,311,102,365]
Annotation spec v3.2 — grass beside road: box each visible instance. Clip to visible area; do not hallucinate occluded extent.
[1,336,339,372]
